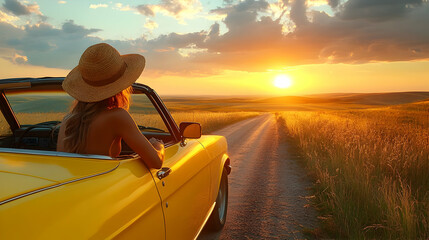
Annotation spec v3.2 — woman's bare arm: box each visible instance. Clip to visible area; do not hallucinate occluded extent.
[113,109,164,169]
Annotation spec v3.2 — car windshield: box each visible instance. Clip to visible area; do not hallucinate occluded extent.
[1,89,172,154]
[6,92,73,125]
[5,91,169,133]
[129,94,168,133]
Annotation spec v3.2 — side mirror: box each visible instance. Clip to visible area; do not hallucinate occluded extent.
[179,122,202,144]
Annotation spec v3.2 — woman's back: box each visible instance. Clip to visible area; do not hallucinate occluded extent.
[57,108,123,157]
[57,107,164,168]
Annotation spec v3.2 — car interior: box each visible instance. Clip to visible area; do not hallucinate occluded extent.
[0,84,177,157]
[0,118,176,155]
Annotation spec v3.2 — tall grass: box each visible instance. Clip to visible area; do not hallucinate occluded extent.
[278,102,429,238]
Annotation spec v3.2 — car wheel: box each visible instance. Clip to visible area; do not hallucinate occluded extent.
[206,167,228,231]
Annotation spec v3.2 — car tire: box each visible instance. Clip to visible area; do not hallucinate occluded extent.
[206,167,228,231]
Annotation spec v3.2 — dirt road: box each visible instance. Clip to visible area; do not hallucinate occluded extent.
[198,114,318,240]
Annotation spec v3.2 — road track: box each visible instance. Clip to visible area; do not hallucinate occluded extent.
[199,114,317,240]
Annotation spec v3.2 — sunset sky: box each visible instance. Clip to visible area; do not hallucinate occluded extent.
[0,0,428,96]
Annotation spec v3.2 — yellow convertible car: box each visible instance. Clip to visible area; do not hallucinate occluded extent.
[0,77,231,240]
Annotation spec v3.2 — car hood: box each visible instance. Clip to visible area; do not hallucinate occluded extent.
[0,151,119,204]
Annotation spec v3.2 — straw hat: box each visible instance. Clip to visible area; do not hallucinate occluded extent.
[62,43,145,102]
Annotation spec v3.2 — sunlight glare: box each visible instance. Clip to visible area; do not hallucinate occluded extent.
[273,75,293,89]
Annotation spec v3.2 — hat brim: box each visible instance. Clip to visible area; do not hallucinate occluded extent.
[62,54,145,102]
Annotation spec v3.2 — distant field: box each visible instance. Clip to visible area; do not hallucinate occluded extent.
[278,100,429,239]
[161,91,429,112]
[7,91,429,113]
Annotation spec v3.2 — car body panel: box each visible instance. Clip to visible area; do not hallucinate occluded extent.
[197,135,229,204]
[0,151,119,203]
[150,139,211,240]
[0,171,56,202]
[0,156,165,240]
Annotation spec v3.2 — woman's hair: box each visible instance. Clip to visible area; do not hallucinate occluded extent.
[63,86,132,153]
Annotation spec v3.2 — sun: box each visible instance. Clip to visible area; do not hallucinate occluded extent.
[273,75,293,89]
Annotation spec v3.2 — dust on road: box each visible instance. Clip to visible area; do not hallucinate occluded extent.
[199,114,318,240]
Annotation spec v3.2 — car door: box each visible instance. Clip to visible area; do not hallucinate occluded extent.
[150,140,212,240]
[129,89,212,240]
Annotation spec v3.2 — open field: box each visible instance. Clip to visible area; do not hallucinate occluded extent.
[278,100,429,239]
[162,91,429,112]
[6,91,429,113]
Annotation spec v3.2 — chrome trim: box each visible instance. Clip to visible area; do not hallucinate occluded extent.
[0,148,113,160]
[0,162,120,206]
[156,167,171,180]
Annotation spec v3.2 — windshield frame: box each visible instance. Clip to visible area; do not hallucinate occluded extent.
[0,77,181,144]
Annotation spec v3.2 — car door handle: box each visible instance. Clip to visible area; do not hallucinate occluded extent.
[157,167,171,179]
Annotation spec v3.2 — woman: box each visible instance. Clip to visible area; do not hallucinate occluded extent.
[57,43,164,169]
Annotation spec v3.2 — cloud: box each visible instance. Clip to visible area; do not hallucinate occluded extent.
[191,0,429,71]
[338,0,424,22]
[290,0,309,27]
[114,3,132,11]
[2,0,30,15]
[136,5,155,16]
[1,0,429,76]
[327,0,339,8]
[58,1,66,4]
[12,53,27,63]
[0,20,101,68]
[89,4,108,9]
[144,19,159,30]
[211,0,269,15]
[0,18,213,75]
[0,9,19,25]
[2,0,43,16]
[136,0,203,22]
[0,21,24,47]
[62,20,101,37]
[1,0,46,23]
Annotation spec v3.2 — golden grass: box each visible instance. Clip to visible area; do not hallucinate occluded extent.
[171,111,259,134]
[278,102,429,239]
[1,111,259,135]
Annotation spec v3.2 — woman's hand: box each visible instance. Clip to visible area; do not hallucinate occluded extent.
[112,109,165,169]
[149,138,164,150]
[149,138,165,164]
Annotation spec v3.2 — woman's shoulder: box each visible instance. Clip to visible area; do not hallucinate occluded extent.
[102,108,134,124]
[105,107,130,116]
[90,108,135,136]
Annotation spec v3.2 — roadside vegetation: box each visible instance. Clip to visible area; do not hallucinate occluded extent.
[171,111,260,134]
[278,101,429,239]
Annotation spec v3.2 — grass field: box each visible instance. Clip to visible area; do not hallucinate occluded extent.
[0,111,259,136]
[278,100,429,239]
